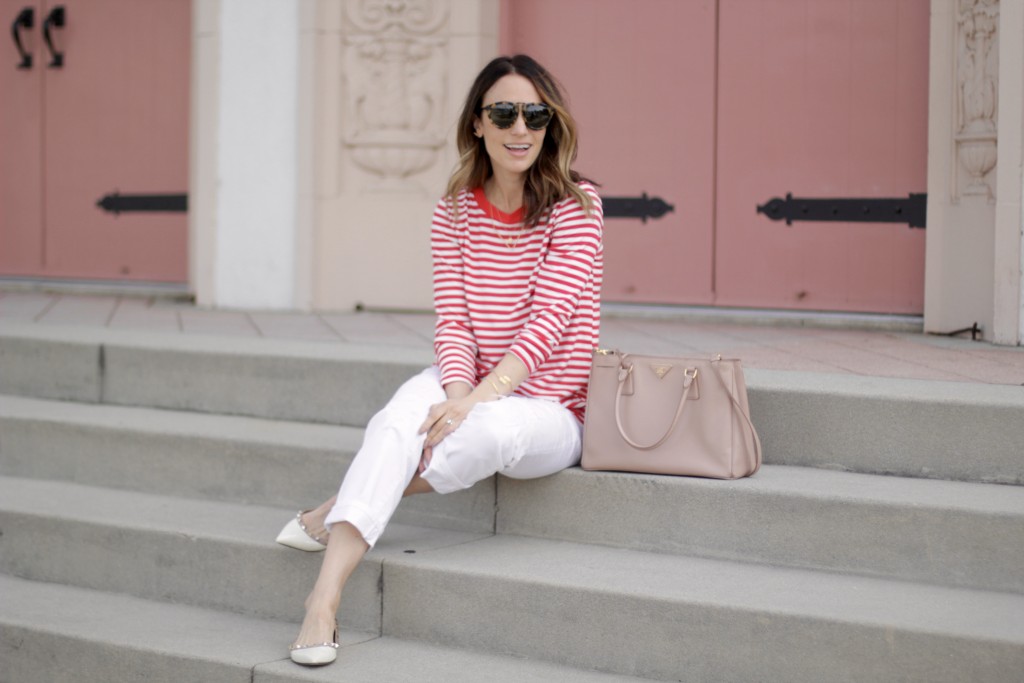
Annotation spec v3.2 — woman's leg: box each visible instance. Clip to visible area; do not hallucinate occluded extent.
[420,396,581,494]
[291,369,444,652]
[291,380,579,655]
[291,521,366,648]
[290,477,434,651]
[297,471,432,540]
[294,496,335,544]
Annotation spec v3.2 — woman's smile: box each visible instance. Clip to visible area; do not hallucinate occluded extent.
[504,143,532,157]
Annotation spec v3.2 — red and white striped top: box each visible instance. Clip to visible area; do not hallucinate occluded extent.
[432,182,603,422]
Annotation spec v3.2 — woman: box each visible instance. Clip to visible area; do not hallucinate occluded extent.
[277,54,603,666]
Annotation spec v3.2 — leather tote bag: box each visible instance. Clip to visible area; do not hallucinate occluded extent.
[581,350,761,479]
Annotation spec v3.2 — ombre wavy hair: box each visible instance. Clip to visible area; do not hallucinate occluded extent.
[446,54,594,227]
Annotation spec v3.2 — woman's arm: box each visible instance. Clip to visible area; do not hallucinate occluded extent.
[506,185,603,374]
[420,353,528,448]
[431,196,478,388]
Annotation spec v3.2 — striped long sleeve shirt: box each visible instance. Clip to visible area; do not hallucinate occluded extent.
[432,182,603,422]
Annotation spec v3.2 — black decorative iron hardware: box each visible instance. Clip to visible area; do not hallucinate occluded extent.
[11,7,33,69]
[757,192,926,229]
[602,193,675,223]
[96,192,188,215]
[929,322,982,341]
[42,5,64,68]
[95,191,675,221]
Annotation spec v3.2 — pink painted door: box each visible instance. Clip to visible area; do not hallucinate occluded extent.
[0,0,189,282]
[715,0,928,313]
[502,0,717,305]
[0,0,44,275]
[502,0,928,314]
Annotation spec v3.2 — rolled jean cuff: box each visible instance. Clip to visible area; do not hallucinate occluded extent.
[420,449,467,495]
[324,501,385,549]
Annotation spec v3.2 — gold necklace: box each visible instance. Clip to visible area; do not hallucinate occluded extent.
[486,185,524,249]
[499,220,522,249]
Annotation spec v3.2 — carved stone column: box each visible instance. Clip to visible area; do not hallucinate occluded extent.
[926,0,1023,345]
[925,0,997,338]
[312,0,499,311]
[954,0,999,200]
[342,0,449,191]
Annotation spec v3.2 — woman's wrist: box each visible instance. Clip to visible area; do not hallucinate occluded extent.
[494,373,513,396]
[482,372,513,400]
[444,381,473,400]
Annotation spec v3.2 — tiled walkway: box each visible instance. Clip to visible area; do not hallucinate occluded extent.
[2,290,1023,386]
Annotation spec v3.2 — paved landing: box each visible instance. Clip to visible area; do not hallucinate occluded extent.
[1,290,1022,386]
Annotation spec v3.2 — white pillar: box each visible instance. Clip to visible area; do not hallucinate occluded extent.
[993,0,1023,345]
[921,0,999,342]
[190,0,314,310]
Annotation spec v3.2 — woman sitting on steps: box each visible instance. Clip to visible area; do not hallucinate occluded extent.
[275,53,603,667]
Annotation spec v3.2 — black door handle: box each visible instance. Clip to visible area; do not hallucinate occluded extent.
[10,7,33,69]
[42,5,64,68]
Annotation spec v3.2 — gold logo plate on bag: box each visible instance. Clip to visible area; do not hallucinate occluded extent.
[651,364,673,380]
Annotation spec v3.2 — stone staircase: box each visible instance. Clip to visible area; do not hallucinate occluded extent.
[1,322,1023,682]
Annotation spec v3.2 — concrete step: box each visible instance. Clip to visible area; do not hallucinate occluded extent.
[498,464,1024,594]
[3,394,1022,594]
[748,368,1024,485]
[2,323,1023,484]
[0,394,494,535]
[2,478,1022,682]
[0,476,490,633]
[382,534,1024,682]
[0,322,432,426]
[0,575,647,683]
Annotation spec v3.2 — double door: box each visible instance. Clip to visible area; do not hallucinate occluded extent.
[504,0,928,313]
[1,0,190,282]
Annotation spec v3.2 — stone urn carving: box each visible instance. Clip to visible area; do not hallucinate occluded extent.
[955,0,999,199]
[342,0,449,190]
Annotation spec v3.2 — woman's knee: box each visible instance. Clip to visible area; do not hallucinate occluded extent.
[366,369,444,432]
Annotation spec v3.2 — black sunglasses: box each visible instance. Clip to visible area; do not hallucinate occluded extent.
[480,101,554,130]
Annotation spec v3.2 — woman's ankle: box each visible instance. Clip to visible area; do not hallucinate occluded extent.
[300,496,337,542]
[304,586,341,617]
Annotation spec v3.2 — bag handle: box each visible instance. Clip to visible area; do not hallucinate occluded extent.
[613,363,698,450]
[704,361,763,473]
[612,358,763,472]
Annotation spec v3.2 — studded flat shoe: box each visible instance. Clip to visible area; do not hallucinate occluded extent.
[289,620,340,666]
[275,511,328,552]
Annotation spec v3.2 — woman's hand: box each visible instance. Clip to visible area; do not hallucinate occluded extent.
[418,395,478,449]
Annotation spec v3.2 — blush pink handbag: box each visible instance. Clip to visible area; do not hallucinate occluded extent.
[581,350,761,479]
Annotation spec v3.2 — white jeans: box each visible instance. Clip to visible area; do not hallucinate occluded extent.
[324,366,582,547]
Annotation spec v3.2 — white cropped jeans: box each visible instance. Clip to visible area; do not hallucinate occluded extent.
[323,366,582,547]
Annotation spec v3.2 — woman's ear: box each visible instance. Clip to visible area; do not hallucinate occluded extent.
[473,116,483,138]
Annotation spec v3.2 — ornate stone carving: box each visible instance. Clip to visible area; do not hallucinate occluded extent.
[341,0,449,190]
[955,0,999,200]
[347,0,447,34]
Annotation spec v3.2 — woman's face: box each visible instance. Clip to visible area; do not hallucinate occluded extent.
[474,74,548,183]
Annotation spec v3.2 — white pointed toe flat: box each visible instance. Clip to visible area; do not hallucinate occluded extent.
[275,511,328,552]
[289,621,340,666]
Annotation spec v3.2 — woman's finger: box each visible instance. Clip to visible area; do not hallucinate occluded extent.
[419,401,451,434]
[427,414,459,447]
[419,410,442,435]
[418,446,433,474]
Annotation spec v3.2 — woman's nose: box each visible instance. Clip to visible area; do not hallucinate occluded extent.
[510,111,529,133]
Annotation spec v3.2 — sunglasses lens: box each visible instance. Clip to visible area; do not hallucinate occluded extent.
[523,104,553,130]
[487,103,518,129]
[484,103,553,130]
